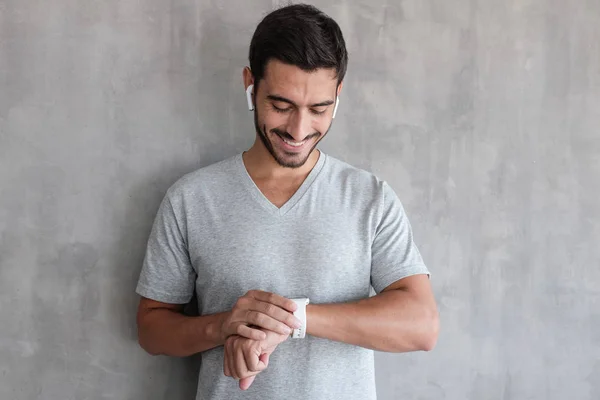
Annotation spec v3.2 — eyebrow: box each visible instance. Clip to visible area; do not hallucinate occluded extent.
[266,94,335,108]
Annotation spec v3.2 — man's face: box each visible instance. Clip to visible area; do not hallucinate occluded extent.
[252,59,340,169]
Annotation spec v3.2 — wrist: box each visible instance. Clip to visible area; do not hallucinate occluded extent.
[305,303,320,337]
[212,311,230,345]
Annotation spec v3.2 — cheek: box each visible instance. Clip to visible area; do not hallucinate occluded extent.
[263,112,294,134]
[310,118,331,136]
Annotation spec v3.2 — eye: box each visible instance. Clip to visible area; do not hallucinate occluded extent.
[311,108,327,116]
[273,105,291,113]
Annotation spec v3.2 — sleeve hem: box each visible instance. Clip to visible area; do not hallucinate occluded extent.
[135,282,193,304]
[371,264,431,294]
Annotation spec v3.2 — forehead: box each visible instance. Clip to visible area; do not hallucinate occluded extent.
[260,59,338,99]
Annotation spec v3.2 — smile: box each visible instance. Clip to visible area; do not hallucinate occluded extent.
[275,133,313,151]
[282,137,307,147]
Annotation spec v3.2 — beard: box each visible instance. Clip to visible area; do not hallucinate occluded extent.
[253,108,331,169]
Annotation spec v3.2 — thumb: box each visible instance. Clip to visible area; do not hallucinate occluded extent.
[259,352,270,368]
[238,353,270,391]
[239,376,256,391]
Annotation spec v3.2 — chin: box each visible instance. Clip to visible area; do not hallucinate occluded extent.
[273,150,311,169]
[271,140,317,169]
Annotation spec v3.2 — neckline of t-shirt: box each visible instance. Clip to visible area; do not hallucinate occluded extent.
[235,149,328,217]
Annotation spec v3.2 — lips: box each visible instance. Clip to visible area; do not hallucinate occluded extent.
[275,132,311,151]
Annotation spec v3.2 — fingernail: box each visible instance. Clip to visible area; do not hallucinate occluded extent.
[294,319,302,328]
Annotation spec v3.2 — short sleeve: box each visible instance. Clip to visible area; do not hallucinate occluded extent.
[135,189,196,304]
[370,181,430,294]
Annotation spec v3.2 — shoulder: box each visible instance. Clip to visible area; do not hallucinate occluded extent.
[163,154,238,205]
[322,153,407,219]
[323,153,389,195]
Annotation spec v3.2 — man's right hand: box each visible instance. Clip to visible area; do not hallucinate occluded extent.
[223,328,290,389]
[220,290,302,341]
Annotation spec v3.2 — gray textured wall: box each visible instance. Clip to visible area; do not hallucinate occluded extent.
[1,1,599,399]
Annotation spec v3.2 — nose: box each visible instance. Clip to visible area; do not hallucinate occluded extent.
[287,109,313,141]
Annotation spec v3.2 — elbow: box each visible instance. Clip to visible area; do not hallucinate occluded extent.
[387,306,439,353]
[138,337,164,356]
[418,307,439,352]
[137,323,163,356]
[138,340,161,356]
[137,332,159,356]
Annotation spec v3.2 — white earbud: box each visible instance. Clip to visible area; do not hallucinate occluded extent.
[332,96,340,119]
[246,84,254,111]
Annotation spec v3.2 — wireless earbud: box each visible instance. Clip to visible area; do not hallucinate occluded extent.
[332,96,340,119]
[246,84,254,111]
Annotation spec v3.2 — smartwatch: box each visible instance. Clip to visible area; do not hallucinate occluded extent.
[290,298,310,339]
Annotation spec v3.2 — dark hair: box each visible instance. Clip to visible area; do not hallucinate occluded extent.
[248,3,348,90]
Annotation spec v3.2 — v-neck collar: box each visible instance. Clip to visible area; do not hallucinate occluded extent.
[235,149,327,217]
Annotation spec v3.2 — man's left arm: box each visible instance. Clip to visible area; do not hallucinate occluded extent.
[306,273,439,352]
[309,180,439,352]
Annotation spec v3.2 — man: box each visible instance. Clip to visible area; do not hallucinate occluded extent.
[135,4,439,400]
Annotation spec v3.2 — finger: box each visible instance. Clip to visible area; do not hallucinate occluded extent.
[223,347,231,377]
[245,310,295,336]
[247,290,298,313]
[223,341,229,377]
[235,324,267,341]
[235,340,249,379]
[247,353,268,374]
[228,339,238,379]
[243,343,264,373]
[250,300,302,330]
[239,375,256,391]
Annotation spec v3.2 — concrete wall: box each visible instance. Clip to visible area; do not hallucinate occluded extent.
[1,1,599,399]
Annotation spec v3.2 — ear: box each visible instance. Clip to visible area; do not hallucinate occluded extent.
[336,81,344,96]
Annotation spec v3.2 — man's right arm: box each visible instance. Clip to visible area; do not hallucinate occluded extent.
[136,297,227,356]
[136,291,302,357]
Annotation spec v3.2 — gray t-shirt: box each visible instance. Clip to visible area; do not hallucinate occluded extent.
[136,149,430,400]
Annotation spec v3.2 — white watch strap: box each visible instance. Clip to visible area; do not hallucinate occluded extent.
[290,298,309,339]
